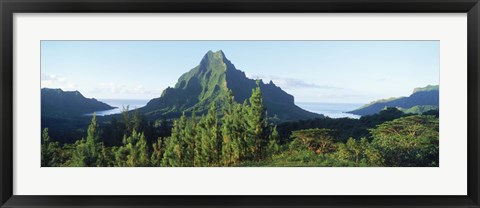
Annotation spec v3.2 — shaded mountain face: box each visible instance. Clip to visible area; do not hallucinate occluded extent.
[348,85,439,116]
[41,88,115,117]
[140,50,322,121]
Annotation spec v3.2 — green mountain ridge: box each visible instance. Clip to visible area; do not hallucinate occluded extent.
[348,85,439,116]
[400,105,439,114]
[413,85,439,93]
[41,88,115,117]
[139,50,322,121]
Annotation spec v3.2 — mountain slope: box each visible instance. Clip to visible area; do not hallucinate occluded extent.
[348,85,439,116]
[140,50,322,121]
[41,88,115,117]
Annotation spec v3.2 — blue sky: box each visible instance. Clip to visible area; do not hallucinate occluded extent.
[41,41,439,104]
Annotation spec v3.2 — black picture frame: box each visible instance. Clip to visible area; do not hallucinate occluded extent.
[1,0,479,207]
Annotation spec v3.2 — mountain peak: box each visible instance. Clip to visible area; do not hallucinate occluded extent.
[141,50,322,121]
[203,50,227,67]
[203,50,227,61]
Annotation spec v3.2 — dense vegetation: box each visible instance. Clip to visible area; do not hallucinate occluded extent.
[41,84,439,167]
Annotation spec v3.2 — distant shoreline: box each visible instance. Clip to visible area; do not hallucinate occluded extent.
[84,99,150,116]
[296,102,363,119]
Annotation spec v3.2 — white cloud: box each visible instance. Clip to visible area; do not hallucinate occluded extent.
[250,74,345,90]
[94,82,161,95]
[41,73,77,90]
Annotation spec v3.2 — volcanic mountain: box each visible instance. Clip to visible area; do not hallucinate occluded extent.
[139,50,322,121]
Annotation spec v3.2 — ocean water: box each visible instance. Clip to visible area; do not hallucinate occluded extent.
[296,102,363,119]
[85,99,363,119]
[84,99,150,116]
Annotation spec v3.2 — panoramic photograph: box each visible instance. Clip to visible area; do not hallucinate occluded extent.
[41,41,439,167]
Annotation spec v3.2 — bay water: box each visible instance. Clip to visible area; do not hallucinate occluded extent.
[296,102,363,119]
[85,99,363,119]
[84,99,150,116]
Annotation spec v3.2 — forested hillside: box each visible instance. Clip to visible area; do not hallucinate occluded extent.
[348,85,439,116]
[42,85,439,167]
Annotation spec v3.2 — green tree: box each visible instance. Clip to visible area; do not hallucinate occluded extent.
[236,100,250,161]
[123,131,150,167]
[370,115,439,167]
[221,90,238,166]
[194,115,207,166]
[84,113,102,166]
[97,146,116,167]
[199,103,219,166]
[337,138,363,165]
[267,125,280,156]
[58,143,76,167]
[184,111,197,166]
[363,140,384,166]
[290,128,336,154]
[136,132,150,166]
[151,137,165,167]
[70,139,87,167]
[41,128,61,167]
[162,115,186,167]
[162,136,179,167]
[336,138,383,166]
[69,114,103,167]
[246,82,269,160]
[114,146,129,167]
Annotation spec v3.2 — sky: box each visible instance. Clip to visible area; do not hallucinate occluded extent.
[41,41,439,104]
